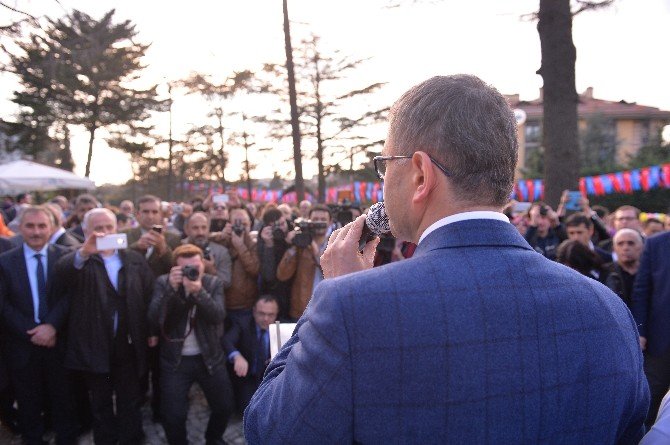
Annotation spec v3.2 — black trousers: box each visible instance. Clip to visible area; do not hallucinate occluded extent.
[83,338,143,445]
[230,371,263,416]
[11,346,76,445]
[140,345,161,420]
[160,355,233,445]
[644,346,670,427]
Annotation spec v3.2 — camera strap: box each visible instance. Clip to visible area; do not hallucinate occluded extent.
[160,292,198,343]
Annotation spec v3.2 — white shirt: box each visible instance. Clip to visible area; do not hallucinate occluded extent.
[418,211,510,245]
[49,227,66,245]
[23,243,49,324]
[641,390,670,444]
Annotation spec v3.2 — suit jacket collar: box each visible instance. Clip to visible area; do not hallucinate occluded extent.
[13,245,30,289]
[413,218,533,258]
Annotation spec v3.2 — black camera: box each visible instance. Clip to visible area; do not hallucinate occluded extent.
[151,224,163,234]
[232,219,245,236]
[210,218,227,233]
[182,264,200,281]
[272,222,286,241]
[292,219,329,249]
[539,205,548,216]
[329,201,356,227]
[203,246,211,261]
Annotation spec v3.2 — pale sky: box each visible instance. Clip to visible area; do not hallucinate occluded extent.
[2,0,669,186]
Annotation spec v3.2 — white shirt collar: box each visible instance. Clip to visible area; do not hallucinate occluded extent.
[23,242,48,258]
[49,227,66,245]
[418,211,510,245]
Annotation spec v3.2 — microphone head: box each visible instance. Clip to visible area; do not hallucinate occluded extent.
[365,202,391,236]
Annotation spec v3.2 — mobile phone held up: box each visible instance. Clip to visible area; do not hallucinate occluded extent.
[96,233,128,251]
[565,191,583,212]
[151,224,163,234]
[212,194,229,204]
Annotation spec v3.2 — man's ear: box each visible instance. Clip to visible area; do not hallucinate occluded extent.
[411,151,438,204]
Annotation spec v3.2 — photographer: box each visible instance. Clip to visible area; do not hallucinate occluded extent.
[257,208,291,320]
[524,202,566,261]
[277,205,332,320]
[148,244,233,445]
[182,211,232,288]
[210,207,259,323]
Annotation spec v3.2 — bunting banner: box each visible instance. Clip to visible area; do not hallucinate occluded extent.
[172,163,670,205]
[511,163,670,201]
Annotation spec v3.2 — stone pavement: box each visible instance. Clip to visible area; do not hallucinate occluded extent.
[0,384,246,444]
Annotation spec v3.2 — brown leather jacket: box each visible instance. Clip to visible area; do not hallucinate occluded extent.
[217,236,259,311]
[276,245,321,319]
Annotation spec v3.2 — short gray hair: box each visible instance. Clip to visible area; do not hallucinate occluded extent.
[613,228,644,244]
[18,205,53,226]
[388,74,518,207]
[82,208,117,233]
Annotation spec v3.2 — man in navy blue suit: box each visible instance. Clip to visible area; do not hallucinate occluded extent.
[0,206,76,444]
[632,230,670,426]
[244,75,649,444]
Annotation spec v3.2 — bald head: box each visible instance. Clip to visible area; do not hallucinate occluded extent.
[184,211,210,246]
[613,228,644,268]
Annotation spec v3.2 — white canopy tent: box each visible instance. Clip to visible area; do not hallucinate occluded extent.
[0,160,96,193]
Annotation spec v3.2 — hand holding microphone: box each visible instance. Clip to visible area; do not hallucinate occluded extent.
[321,202,390,279]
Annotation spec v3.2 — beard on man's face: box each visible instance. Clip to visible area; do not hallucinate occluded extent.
[190,235,208,247]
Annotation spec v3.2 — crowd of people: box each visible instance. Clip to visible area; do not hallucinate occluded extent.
[1,182,670,443]
[0,191,409,444]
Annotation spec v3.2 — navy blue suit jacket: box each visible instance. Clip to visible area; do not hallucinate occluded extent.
[223,314,266,379]
[244,219,649,444]
[0,244,70,370]
[632,231,670,356]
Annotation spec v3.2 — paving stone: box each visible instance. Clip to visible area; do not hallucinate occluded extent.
[0,384,245,444]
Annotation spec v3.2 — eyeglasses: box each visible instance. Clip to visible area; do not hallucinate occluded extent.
[212,205,226,211]
[373,154,451,181]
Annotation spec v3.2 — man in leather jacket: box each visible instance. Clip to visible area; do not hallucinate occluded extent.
[148,244,233,445]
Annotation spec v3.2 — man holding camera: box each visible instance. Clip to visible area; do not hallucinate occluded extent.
[276,205,332,320]
[524,202,567,261]
[59,208,154,444]
[210,207,259,323]
[148,244,233,445]
[257,208,292,320]
[182,212,232,288]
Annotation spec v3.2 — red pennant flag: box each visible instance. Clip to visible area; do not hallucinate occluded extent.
[526,180,534,202]
[593,176,605,196]
[579,178,586,196]
[622,171,632,193]
[640,167,650,192]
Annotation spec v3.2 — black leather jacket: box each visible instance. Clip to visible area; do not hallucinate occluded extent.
[148,274,226,374]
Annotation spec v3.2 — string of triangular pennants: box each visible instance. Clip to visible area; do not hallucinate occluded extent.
[514,163,670,202]
[182,182,384,203]
[182,163,670,204]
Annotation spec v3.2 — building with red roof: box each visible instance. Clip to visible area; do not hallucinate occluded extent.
[507,87,670,178]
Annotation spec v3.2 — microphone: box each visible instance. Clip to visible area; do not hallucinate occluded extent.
[358,202,391,251]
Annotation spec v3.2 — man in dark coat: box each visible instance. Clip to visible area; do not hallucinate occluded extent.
[122,194,181,421]
[58,208,154,444]
[0,206,76,445]
[223,294,279,414]
[148,244,233,445]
